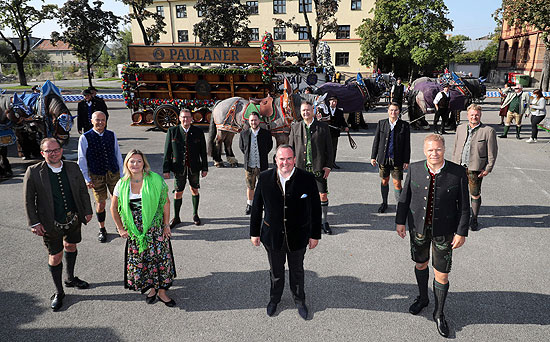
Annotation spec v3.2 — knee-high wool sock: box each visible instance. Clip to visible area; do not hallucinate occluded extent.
[49,263,64,294]
[471,197,481,219]
[415,267,429,302]
[192,194,200,216]
[174,198,182,219]
[381,184,389,204]
[394,188,402,203]
[64,250,77,281]
[321,200,328,224]
[433,280,449,318]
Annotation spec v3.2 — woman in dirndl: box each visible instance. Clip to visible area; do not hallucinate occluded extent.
[111,149,176,306]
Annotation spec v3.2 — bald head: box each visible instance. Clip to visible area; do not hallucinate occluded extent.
[91,111,106,133]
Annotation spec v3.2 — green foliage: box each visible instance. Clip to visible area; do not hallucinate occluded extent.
[112,27,133,64]
[52,0,120,86]
[274,0,339,62]
[357,0,453,75]
[119,0,165,45]
[0,0,57,85]
[193,0,252,47]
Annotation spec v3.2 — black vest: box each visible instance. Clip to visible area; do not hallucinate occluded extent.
[84,129,119,176]
[438,92,450,109]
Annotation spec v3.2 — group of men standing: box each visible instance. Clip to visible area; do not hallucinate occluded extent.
[22,85,499,338]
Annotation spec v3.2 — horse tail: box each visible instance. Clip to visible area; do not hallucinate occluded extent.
[207,109,217,157]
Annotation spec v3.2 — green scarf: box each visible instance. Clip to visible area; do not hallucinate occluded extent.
[118,172,167,253]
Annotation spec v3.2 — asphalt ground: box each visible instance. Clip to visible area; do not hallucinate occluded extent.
[1,97,549,341]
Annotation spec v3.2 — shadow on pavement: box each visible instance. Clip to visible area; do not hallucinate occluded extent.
[0,290,120,340]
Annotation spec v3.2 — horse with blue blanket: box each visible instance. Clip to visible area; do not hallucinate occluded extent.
[0,80,73,160]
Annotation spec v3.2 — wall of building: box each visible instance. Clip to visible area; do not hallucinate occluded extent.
[496,21,546,87]
[129,0,374,76]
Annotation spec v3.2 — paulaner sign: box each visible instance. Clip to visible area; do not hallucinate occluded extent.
[128,45,261,64]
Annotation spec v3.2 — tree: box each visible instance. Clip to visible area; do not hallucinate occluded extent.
[496,0,550,91]
[0,0,57,85]
[52,0,120,87]
[274,0,339,62]
[119,0,165,46]
[111,27,133,64]
[448,34,470,57]
[357,0,453,79]
[193,0,251,47]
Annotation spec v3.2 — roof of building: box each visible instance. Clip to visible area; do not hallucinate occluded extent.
[34,39,73,51]
[463,40,491,53]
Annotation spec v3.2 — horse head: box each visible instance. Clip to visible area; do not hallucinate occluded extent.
[43,93,73,145]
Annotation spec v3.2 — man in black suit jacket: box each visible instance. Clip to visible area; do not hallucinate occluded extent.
[371,103,411,213]
[396,134,469,338]
[239,112,273,215]
[24,138,93,311]
[325,95,348,169]
[88,86,109,118]
[163,109,208,227]
[250,145,321,320]
[77,89,109,134]
[289,101,334,234]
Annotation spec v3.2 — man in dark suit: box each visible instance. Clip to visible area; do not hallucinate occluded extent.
[163,108,208,227]
[433,84,451,134]
[325,95,348,169]
[250,145,321,320]
[452,104,498,230]
[396,134,469,338]
[24,138,93,311]
[289,101,334,235]
[239,112,273,215]
[88,86,109,118]
[77,89,109,134]
[371,103,411,213]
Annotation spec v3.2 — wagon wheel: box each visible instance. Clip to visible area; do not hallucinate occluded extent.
[153,104,179,132]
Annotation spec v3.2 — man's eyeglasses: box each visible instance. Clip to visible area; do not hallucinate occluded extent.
[42,148,61,154]
[180,116,193,120]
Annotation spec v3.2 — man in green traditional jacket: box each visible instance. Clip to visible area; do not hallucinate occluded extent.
[163,109,208,227]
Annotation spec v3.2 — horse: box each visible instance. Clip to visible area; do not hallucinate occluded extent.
[406,79,468,131]
[208,83,328,168]
[0,90,72,159]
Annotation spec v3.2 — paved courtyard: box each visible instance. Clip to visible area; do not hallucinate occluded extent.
[1,97,549,341]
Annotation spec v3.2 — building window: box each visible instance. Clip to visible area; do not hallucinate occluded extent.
[156,6,164,17]
[177,30,189,42]
[299,0,312,13]
[197,8,205,17]
[299,53,311,62]
[523,39,530,62]
[247,1,258,15]
[176,5,187,18]
[502,42,509,61]
[335,52,349,66]
[336,25,350,39]
[273,0,286,14]
[273,27,286,40]
[351,0,361,10]
[511,40,519,66]
[250,28,259,41]
[298,26,309,40]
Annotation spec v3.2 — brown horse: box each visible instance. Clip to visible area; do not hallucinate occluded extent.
[208,86,327,167]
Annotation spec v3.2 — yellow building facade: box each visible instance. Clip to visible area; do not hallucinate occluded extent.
[130,0,374,76]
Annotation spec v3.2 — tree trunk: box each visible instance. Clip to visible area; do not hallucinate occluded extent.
[87,59,93,87]
[541,47,550,92]
[15,57,28,86]
[310,41,317,62]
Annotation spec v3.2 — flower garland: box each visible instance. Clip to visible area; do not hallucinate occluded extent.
[261,32,275,84]
[133,98,215,109]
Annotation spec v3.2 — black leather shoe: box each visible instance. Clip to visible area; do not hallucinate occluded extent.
[193,214,201,226]
[169,217,181,229]
[333,163,341,169]
[50,292,65,311]
[434,314,450,338]
[64,277,89,289]
[266,301,277,317]
[245,204,252,215]
[158,296,176,307]
[322,222,332,235]
[498,134,507,138]
[98,228,107,243]
[377,203,388,213]
[297,303,309,320]
[145,293,156,304]
[408,296,429,315]
[469,217,479,231]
